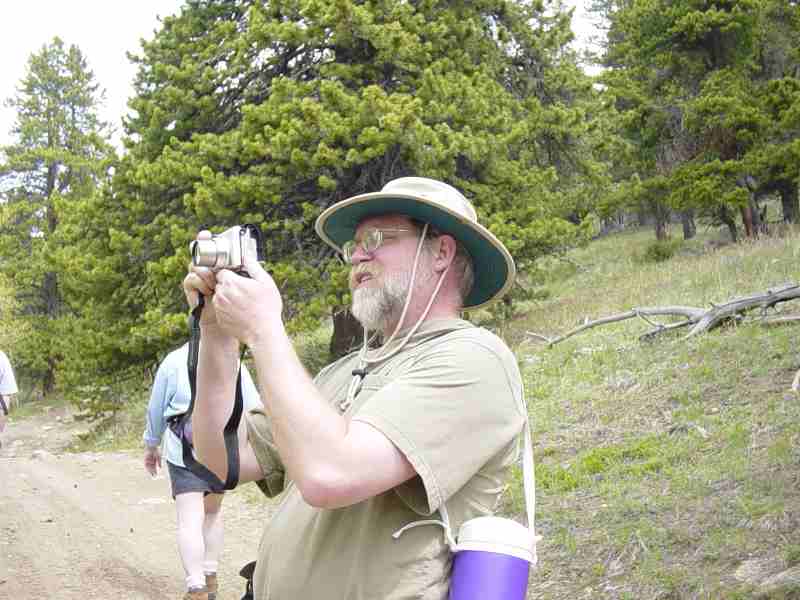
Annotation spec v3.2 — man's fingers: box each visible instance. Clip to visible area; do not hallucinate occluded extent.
[243,255,268,282]
[184,270,216,300]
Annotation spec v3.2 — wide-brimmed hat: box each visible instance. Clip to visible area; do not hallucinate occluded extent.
[315,177,515,310]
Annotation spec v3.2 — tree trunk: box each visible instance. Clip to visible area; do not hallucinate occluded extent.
[780,180,799,224]
[43,358,56,395]
[719,206,738,242]
[681,209,696,240]
[751,198,764,236]
[329,309,362,361]
[653,202,670,241]
[740,204,754,238]
[43,271,61,317]
[655,219,668,241]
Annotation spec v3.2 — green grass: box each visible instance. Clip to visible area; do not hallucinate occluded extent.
[11,391,70,419]
[23,224,800,599]
[509,226,800,598]
[67,384,151,453]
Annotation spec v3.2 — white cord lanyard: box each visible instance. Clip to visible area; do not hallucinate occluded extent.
[339,225,538,562]
[392,416,539,565]
[339,224,449,412]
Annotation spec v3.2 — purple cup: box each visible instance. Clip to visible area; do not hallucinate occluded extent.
[448,516,533,600]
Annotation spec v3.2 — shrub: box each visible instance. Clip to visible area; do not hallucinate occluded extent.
[641,239,682,262]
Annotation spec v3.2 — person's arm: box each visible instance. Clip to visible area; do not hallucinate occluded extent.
[193,325,267,483]
[249,324,416,508]
[0,394,8,434]
[183,254,265,486]
[143,361,171,450]
[143,359,173,475]
[206,257,416,509]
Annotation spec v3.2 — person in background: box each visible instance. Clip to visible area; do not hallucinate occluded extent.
[0,350,19,448]
[143,342,262,600]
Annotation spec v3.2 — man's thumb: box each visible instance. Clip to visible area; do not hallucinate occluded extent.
[244,256,268,281]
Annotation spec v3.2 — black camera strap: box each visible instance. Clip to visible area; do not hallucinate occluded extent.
[176,293,243,493]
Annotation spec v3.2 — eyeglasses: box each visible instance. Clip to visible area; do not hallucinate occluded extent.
[341,228,411,264]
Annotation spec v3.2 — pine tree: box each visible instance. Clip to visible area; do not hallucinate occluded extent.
[744,0,800,224]
[600,0,778,241]
[74,0,604,368]
[0,38,115,393]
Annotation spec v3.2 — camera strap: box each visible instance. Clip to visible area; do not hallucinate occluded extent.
[176,293,243,493]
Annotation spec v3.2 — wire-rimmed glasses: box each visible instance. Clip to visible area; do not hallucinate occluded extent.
[341,228,411,263]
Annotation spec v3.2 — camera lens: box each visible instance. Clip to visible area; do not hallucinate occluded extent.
[190,239,225,268]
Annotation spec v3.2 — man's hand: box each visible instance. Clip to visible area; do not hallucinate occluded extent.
[182,230,221,327]
[144,445,162,477]
[212,255,284,347]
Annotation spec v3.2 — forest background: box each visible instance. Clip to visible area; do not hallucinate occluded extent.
[1,1,800,597]
[3,0,798,404]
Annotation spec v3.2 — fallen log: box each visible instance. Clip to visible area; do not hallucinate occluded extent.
[528,283,800,348]
[685,283,800,337]
[759,315,800,327]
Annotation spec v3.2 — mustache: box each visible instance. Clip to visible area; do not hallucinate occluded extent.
[349,264,380,287]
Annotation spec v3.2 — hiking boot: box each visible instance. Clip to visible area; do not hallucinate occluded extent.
[182,588,208,600]
[205,573,218,600]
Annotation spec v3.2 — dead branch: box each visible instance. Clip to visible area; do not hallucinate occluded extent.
[756,315,800,327]
[526,332,552,344]
[528,307,705,347]
[685,283,800,338]
[527,283,800,347]
[639,319,694,342]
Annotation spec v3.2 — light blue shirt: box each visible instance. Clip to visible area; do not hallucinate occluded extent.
[143,343,262,467]
[0,350,18,395]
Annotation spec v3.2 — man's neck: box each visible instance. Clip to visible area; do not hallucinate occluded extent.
[381,305,460,339]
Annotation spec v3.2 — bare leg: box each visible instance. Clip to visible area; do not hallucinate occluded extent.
[175,491,207,590]
[202,492,224,575]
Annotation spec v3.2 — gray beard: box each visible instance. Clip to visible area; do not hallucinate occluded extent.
[351,269,413,332]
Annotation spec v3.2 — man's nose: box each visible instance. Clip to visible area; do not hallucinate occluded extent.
[349,244,371,265]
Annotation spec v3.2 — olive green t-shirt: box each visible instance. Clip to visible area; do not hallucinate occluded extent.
[246,318,526,600]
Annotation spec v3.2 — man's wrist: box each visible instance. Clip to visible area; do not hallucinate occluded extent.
[201,322,240,350]
[246,315,286,353]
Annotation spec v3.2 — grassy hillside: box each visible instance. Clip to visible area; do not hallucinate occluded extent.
[509,228,800,599]
[45,225,800,598]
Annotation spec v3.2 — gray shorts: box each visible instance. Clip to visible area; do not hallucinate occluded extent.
[167,461,222,499]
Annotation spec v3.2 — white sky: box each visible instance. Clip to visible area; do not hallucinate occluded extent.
[0,0,183,148]
[0,1,595,151]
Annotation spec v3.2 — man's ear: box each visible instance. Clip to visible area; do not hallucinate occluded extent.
[434,234,458,272]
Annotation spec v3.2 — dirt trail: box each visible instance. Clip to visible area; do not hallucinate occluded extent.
[0,408,271,600]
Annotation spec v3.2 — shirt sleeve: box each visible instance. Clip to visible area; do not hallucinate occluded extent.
[246,409,286,497]
[353,336,525,515]
[143,357,176,448]
[240,364,262,410]
[240,363,285,495]
[0,353,18,396]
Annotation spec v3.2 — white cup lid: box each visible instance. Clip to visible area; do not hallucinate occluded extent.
[455,516,534,563]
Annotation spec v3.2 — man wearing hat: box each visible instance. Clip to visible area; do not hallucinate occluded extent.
[183,177,527,599]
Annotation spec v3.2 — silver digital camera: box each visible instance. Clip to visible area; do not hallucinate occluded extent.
[190,224,264,272]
